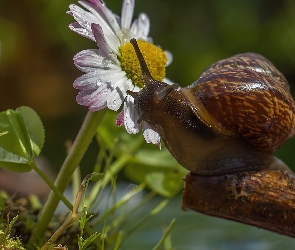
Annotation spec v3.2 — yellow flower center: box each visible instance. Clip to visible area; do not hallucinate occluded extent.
[118,40,167,88]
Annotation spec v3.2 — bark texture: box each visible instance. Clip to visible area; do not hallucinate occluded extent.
[182,169,295,238]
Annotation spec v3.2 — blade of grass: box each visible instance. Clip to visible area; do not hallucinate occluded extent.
[99,183,145,227]
[113,230,123,250]
[152,219,176,250]
[86,154,131,209]
[120,198,170,246]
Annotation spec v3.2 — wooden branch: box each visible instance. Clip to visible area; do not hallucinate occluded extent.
[182,169,295,238]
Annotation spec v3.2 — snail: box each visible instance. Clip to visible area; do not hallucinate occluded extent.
[127,39,295,175]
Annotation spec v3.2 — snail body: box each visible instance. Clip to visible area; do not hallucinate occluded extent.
[128,39,295,175]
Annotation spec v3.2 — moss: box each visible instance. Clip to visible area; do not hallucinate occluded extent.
[0,230,25,250]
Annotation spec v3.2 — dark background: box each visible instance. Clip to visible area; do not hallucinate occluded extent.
[1,0,295,172]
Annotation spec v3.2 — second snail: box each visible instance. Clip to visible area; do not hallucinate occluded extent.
[127,39,295,175]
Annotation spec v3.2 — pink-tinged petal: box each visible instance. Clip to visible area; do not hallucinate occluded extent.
[76,85,110,111]
[91,23,118,63]
[88,88,110,111]
[73,71,102,90]
[78,0,121,51]
[74,49,118,73]
[88,0,102,6]
[69,4,93,29]
[76,88,101,106]
[69,22,95,41]
[121,0,135,31]
[130,13,150,39]
[66,10,73,16]
[74,49,98,61]
[87,0,121,36]
[69,4,99,39]
[79,0,108,20]
[116,109,124,126]
[142,122,161,148]
[86,0,123,38]
[76,90,93,106]
[69,21,81,28]
[124,96,140,134]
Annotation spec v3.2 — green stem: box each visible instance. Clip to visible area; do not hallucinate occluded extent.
[30,162,72,210]
[99,154,132,188]
[86,154,132,209]
[152,219,176,250]
[28,110,106,247]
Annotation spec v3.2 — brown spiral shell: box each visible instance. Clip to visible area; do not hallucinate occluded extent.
[187,53,295,151]
[129,38,295,174]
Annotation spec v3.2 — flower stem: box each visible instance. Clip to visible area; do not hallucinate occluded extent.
[28,110,106,247]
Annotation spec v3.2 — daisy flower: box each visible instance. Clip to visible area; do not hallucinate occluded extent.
[67,0,172,147]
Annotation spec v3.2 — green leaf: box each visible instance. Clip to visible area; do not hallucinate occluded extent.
[17,106,45,157]
[0,148,32,172]
[0,110,28,158]
[145,171,185,198]
[134,148,179,168]
[0,106,45,172]
[89,172,103,182]
[125,147,186,181]
[125,148,187,197]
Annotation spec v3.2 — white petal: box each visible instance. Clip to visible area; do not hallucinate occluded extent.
[107,87,124,111]
[121,0,135,31]
[124,95,140,134]
[122,78,135,91]
[107,78,127,111]
[130,13,150,39]
[130,84,141,93]
[164,50,173,66]
[142,122,161,147]
[73,68,125,90]
[162,77,176,86]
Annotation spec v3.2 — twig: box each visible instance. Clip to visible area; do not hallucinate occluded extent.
[182,169,295,238]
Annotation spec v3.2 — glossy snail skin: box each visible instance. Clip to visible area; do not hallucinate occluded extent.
[128,39,295,175]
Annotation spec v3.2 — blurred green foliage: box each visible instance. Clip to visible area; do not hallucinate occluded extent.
[97,111,187,197]
[1,0,295,171]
